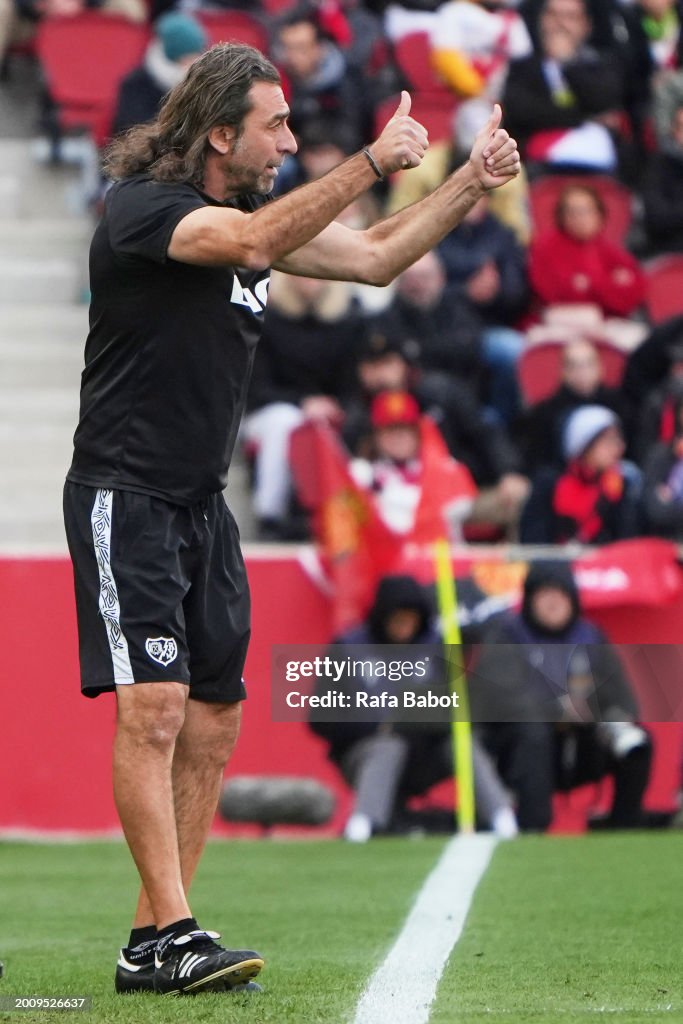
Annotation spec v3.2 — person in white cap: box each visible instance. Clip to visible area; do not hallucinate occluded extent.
[520,404,642,543]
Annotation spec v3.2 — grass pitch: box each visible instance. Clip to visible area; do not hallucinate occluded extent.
[0,833,681,1024]
[432,834,683,1024]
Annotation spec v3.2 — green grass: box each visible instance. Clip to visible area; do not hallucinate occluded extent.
[0,837,446,1024]
[1,834,682,1023]
[432,834,683,1024]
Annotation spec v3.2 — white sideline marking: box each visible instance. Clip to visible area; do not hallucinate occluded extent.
[353,834,498,1024]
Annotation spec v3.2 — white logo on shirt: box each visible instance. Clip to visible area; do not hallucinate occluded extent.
[145,637,178,666]
[230,275,270,314]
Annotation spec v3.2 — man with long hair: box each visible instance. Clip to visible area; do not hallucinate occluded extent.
[63,43,520,997]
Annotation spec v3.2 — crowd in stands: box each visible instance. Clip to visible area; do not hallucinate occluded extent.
[5,0,683,548]
[69,0,680,548]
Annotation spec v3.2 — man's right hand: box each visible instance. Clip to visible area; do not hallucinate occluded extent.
[366,92,429,177]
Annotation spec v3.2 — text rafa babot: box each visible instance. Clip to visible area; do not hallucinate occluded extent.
[285,690,460,709]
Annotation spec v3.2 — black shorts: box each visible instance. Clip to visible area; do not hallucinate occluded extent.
[63,482,250,702]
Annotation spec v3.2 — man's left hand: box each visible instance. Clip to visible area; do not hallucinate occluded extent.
[468,105,521,191]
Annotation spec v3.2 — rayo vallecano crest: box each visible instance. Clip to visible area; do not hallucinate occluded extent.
[145,636,178,666]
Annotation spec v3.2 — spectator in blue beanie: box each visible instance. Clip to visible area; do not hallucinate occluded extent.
[112,13,207,137]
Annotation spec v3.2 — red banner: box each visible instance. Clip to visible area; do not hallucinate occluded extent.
[291,421,683,629]
[395,538,683,611]
[290,418,479,631]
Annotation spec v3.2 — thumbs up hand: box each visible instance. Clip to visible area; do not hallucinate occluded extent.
[468,103,521,191]
[367,91,429,177]
[393,91,412,119]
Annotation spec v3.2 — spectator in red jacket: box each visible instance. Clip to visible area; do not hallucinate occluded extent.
[529,184,646,319]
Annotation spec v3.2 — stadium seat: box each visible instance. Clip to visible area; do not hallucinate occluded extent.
[645,255,683,325]
[529,175,634,247]
[518,339,627,406]
[394,31,445,93]
[195,10,269,52]
[374,32,456,143]
[261,0,296,12]
[36,13,149,146]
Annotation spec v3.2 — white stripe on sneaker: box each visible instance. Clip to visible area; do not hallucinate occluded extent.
[179,953,207,979]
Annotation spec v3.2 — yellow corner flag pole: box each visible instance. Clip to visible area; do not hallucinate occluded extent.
[434,538,475,834]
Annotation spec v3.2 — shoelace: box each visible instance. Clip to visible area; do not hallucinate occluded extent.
[173,929,220,946]
[162,929,222,957]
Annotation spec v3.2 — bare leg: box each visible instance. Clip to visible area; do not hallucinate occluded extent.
[131,700,242,930]
[114,682,190,931]
[0,0,16,65]
[174,700,241,887]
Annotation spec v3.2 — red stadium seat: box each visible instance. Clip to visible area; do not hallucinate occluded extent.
[529,175,633,247]
[394,31,445,93]
[36,13,149,146]
[374,92,456,145]
[518,339,627,406]
[374,32,456,143]
[645,255,683,325]
[261,0,296,12]
[195,10,269,52]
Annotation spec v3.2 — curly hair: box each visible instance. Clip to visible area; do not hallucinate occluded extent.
[104,43,281,184]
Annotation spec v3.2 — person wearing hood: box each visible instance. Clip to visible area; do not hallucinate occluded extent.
[472,560,652,831]
[520,404,642,544]
[112,14,208,138]
[309,574,519,842]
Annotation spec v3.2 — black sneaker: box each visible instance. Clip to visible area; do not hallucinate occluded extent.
[153,929,264,996]
[114,940,262,995]
[115,940,156,993]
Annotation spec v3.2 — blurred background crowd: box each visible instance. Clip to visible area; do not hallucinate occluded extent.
[4,0,683,548]
[3,0,683,840]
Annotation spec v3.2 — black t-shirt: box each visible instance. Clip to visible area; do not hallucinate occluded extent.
[67,174,271,505]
